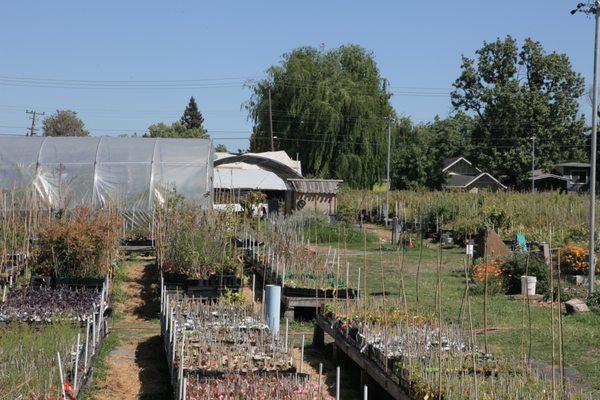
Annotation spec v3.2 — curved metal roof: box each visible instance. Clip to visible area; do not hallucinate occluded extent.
[214,154,303,180]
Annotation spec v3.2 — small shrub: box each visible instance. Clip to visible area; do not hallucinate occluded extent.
[586,291,600,313]
[543,287,573,302]
[500,253,549,295]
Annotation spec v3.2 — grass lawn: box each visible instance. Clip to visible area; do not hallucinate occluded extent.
[0,322,82,399]
[306,223,600,393]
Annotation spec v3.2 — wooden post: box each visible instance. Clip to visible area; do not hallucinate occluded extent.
[74,333,81,391]
[300,334,305,374]
[313,323,325,348]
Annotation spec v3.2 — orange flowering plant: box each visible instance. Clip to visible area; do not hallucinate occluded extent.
[471,258,503,283]
[560,244,599,275]
[470,258,505,294]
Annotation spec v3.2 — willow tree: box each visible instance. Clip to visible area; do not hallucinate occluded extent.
[246,45,394,188]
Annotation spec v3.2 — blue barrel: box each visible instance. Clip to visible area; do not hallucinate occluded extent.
[264,284,281,336]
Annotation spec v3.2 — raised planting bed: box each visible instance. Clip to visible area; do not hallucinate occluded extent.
[249,257,357,298]
[160,294,304,399]
[316,304,592,400]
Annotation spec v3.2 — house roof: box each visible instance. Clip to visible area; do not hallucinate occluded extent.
[528,173,569,182]
[445,172,507,190]
[287,179,343,194]
[442,157,473,172]
[553,162,590,168]
[445,174,475,187]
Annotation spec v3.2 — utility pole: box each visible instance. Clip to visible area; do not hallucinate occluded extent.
[385,116,392,227]
[26,109,45,136]
[573,1,600,294]
[268,88,275,151]
[530,136,536,193]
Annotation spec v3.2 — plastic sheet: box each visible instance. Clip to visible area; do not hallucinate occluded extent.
[0,136,214,218]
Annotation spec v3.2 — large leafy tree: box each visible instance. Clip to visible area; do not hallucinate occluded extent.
[43,110,89,137]
[147,121,209,139]
[451,36,587,186]
[391,113,474,189]
[246,45,394,188]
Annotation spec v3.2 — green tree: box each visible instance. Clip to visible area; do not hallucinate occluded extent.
[451,36,587,186]
[246,45,394,188]
[148,98,209,139]
[214,144,228,152]
[181,96,205,130]
[147,121,209,139]
[43,110,89,137]
[391,114,473,190]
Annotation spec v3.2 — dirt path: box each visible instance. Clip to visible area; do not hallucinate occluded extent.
[95,256,172,400]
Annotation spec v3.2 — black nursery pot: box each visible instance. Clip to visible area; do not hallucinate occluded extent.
[56,277,105,290]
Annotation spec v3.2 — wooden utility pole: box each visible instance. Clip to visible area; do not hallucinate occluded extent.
[26,109,45,136]
[268,88,275,151]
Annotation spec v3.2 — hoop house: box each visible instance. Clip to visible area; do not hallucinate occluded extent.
[0,136,214,223]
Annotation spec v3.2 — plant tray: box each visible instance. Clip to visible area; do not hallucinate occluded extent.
[163,272,241,288]
[184,368,305,380]
[56,277,106,290]
[120,238,154,247]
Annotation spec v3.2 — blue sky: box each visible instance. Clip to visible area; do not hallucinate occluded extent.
[0,1,596,151]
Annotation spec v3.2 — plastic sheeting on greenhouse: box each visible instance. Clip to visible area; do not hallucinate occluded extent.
[0,136,214,216]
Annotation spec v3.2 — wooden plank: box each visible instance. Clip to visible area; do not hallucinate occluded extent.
[282,296,324,308]
[316,314,412,400]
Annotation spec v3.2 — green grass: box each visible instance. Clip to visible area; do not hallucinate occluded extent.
[79,330,119,400]
[0,323,81,400]
[318,240,600,393]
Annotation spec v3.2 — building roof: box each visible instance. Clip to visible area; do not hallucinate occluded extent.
[445,174,476,187]
[529,173,569,182]
[445,172,507,190]
[442,157,474,173]
[213,151,302,191]
[553,162,590,168]
[214,151,301,175]
[287,179,343,194]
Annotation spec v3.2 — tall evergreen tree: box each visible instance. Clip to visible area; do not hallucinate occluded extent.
[181,97,205,130]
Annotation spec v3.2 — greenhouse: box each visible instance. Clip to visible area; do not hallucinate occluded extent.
[0,136,214,215]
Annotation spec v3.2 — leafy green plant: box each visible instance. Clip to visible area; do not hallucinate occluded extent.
[587,291,600,313]
[157,205,242,278]
[500,253,549,295]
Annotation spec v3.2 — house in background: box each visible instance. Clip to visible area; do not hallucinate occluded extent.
[529,162,589,192]
[442,157,506,192]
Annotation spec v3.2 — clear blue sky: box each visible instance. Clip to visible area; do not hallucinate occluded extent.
[0,1,596,151]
